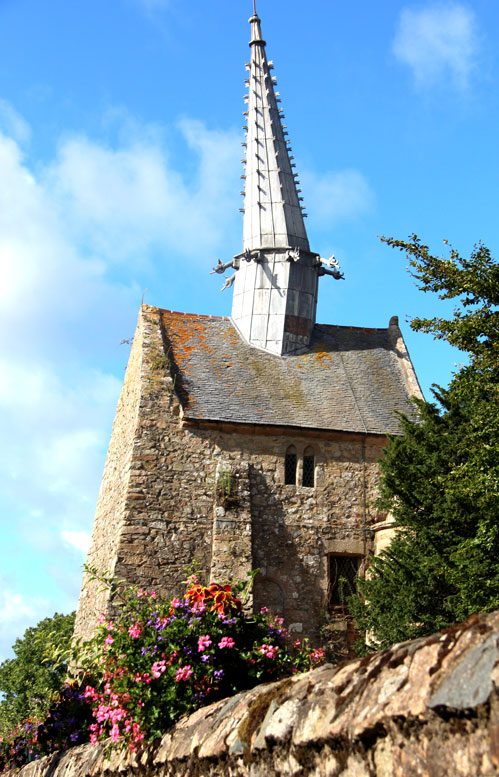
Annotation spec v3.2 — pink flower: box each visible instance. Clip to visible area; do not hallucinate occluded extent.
[175,665,193,682]
[192,600,206,613]
[310,648,325,665]
[110,724,120,743]
[84,686,98,701]
[197,635,212,652]
[150,590,156,599]
[138,588,145,597]
[258,643,279,658]
[104,635,114,647]
[96,613,106,625]
[170,597,181,609]
[218,637,235,649]
[128,622,142,639]
[151,660,167,678]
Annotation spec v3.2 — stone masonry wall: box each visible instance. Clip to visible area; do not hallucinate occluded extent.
[74,309,145,642]
[15,610,499,777]
[75,306,388,645]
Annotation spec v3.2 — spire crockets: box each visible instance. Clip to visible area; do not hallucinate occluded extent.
[242,8,309,251]
[212,8,342,356]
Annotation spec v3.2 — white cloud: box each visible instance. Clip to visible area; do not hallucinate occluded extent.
[301,168,374,227]
[61,530,92,554]
[44,119,240,262]
[0,104,241,652]
[393,3,479,90]
[0,590,50,661]
[0,591,45,624]
[0,99,31,145]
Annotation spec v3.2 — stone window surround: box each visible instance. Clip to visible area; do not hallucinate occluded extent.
[321,539,368,613]
[280,440,322,487]
[328,553,363,610]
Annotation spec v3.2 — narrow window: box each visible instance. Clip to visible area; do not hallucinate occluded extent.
[284,445,297,485]
[329,555,362,610]
[302,446,315,487]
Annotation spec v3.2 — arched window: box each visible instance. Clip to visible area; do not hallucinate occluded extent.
[284,445,297,485]
[302,446,315,487]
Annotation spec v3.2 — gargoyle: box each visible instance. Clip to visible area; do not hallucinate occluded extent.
[221,274,237,291]
[319,253,344,280]
[210,258,235,275]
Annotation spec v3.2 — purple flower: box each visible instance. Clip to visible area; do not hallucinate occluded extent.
[70,732,79,743]
[214,669,224,681]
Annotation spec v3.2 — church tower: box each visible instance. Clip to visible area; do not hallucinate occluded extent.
[214,9,342,355]
[74,6,422,649]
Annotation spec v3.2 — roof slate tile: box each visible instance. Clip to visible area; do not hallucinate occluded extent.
[159,310,415,435]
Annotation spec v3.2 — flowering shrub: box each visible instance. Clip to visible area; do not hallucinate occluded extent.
[0,574,325,767]
[0,681,93,772]
[80,575,325,751]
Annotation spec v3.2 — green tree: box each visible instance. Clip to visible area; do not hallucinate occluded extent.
[0,612,75,736]
[351,237,499,651]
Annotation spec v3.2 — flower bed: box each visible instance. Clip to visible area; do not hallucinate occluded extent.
[0,574,324,768]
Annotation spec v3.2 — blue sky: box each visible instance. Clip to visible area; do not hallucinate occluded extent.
[0,0,498,661]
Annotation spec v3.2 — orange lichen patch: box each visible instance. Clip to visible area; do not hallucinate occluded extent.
[153,306,410,435]
[312,341,333,365]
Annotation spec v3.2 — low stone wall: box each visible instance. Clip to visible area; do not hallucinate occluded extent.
[13,610,499,776]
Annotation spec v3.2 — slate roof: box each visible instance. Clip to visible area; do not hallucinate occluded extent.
[159,310,416,436]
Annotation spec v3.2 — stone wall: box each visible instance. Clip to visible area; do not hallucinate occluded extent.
[74,308,145,641]
[16,610,499,777]
[75,305,389,645]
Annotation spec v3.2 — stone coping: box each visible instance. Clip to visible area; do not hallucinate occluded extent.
[10,609,499,776]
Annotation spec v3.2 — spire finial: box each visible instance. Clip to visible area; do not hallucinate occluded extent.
[253,0,257,15]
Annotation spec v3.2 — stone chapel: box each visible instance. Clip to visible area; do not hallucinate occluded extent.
[74,9,422,646]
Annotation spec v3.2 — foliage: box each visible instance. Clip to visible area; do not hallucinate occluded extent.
[0,574,324,770]
[0,612,75,738]
[351,236,499,651]
[0,681,93,773]
[385,236,498,361]
[78,575,324,751]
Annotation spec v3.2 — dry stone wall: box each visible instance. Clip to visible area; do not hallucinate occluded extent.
[75,306,389,645]
[16,610,499,777]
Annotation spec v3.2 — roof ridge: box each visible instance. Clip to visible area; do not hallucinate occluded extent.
[316,323,391,333]
[159,309,229,320]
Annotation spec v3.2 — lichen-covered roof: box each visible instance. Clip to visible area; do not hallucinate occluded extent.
[159,310,416,435]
